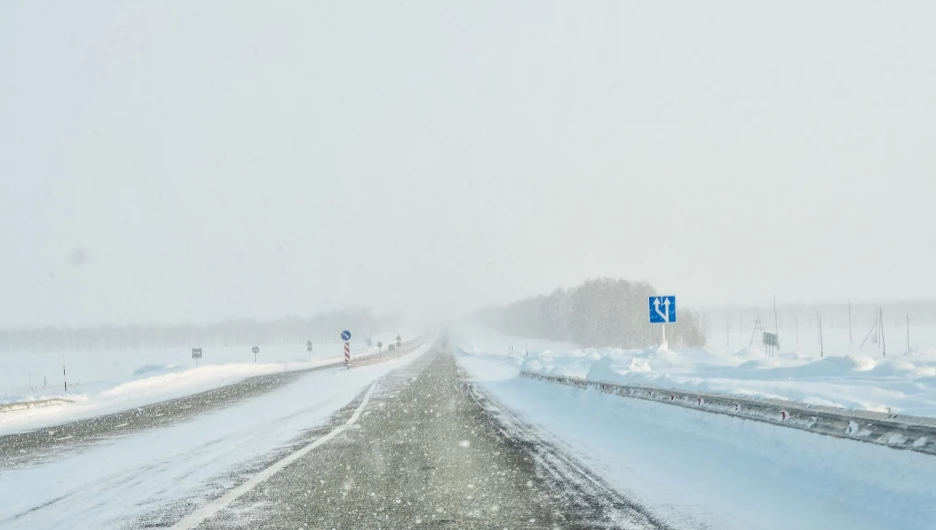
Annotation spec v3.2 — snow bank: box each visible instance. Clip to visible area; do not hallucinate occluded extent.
[454,324,936,418]
[0,357,343,435]
[455,342,936,530]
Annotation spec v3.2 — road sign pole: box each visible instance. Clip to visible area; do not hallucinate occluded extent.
[649,296,675,349]
[340,330,352,367]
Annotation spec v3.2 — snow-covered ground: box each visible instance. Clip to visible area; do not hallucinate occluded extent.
[459,325,936,417]
[0,331,417,434]
[0,341,434,530]
[452,328,936,530]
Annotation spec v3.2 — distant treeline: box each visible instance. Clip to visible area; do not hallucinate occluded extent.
[474,278,706,349]
[0,307,402,352]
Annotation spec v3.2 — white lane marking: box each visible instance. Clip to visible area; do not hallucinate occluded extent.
[170,380,380,530]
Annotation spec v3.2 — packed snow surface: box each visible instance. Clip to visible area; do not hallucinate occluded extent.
[453,326,936,530]
[0,332,417,433]
[458,325,936,417]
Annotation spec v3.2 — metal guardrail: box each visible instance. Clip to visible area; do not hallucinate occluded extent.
[520,370,936,456]
[0,398,74,414]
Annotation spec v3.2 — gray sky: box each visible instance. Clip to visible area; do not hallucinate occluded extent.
[2,1,935,328]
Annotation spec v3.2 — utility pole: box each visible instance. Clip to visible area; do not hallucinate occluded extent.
[818,311,824,358]
[880,308,886,357]
[906,313,911,353]
[772,296,780,337]
[848,299,853,345]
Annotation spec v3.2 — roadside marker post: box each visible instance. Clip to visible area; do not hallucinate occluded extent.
[342,330,352,367]
[648,296,677,348]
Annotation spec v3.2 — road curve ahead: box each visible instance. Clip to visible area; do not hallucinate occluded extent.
[189,347,668,530]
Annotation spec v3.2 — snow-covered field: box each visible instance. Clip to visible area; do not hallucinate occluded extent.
[452,327,936,530]
[459,325,936,417]
[0,331,415,434]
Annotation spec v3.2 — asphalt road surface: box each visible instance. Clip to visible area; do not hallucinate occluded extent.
[182,349,670,530]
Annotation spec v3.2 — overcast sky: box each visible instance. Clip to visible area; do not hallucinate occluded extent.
[2,1,935,328]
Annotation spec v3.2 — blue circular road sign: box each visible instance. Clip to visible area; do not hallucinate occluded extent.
[341,330,351,341]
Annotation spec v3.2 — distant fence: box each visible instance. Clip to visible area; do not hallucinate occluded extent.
[520,371,936,457]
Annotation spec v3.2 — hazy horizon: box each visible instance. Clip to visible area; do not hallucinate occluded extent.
[3,1,935,328]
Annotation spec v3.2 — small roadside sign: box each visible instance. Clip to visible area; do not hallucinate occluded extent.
[252,346,260,354]
[763,332,779,347]
[192,348,203,359]
[341,330,351,341]
[763,332,779,356]
[306,340,313,353]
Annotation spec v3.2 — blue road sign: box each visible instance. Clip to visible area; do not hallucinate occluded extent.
[649,296,677,323]
[341,330,351,341]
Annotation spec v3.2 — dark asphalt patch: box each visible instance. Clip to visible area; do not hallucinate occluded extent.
[194,350,669,530]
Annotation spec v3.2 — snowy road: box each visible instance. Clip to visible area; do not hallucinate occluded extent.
[0,343,433,529]
[4,338,935,529]
[0,365,331,468]
[189,347,665,530]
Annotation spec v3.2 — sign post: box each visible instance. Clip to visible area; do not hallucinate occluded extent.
[252,346,259,363]
[307,340,314,360]
[192,348,203,367]
[648,296,677,348]
[341,330,352,367]
[396,335,402,352]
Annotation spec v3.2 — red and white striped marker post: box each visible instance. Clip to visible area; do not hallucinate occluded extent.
[341,330,352,367]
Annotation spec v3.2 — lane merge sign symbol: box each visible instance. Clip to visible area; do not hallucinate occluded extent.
[341,330,351,341]
[649,296,677,323]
